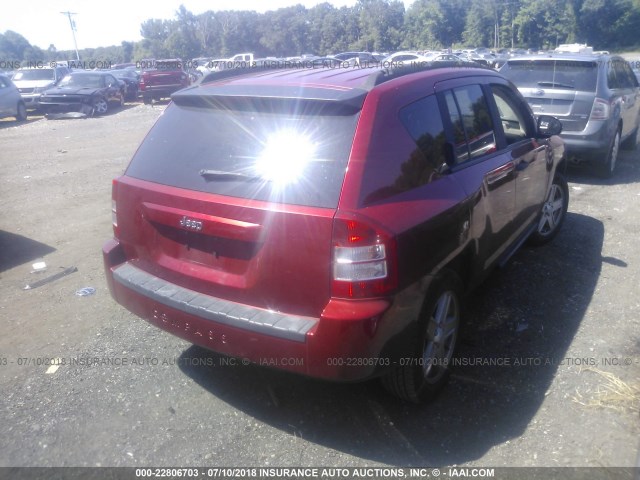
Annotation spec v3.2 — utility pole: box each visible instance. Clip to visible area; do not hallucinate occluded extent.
[60,11,80,61]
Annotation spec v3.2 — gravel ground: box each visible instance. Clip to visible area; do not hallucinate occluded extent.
[0,104,638,474]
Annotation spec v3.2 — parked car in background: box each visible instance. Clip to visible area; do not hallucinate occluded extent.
[333,51,379,63]
[307,57,345,68]
[111,69,139,101]
[501,53,640,177]
[39,71,124,116]
[11,65,70,110]
[425,53,465,63]
[454,52,473,60]
[104,63,567,403]
[382,51,433,65]
[138,59,191,104]
[111,63,136,70]
[0,73,27,121]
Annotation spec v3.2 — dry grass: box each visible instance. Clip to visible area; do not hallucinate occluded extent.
[572,367,640,415]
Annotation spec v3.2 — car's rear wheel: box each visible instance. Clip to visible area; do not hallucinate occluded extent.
[381,270,462,403]
[92,97,108,116]
[143,95,152,105]
[598,129,620,178]
[528,173,569,246]
[16,101,27,122]
[622,119,640,151]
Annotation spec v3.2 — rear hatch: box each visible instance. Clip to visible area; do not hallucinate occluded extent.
[501,59,598,132]
[114,83,363,317]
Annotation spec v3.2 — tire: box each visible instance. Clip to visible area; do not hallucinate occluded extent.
[91,97,108,116]
[597,129,620,178]
[621,125,639,151]
[143,95,152,105]
[528,173,569,246]
[119,91,125,108]
[16,101,27,122]
[381,270,462,403]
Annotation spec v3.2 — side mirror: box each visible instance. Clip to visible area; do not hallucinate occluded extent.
[537,115,563,137]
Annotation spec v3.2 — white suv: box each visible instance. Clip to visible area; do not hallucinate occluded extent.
[12,66,70,109]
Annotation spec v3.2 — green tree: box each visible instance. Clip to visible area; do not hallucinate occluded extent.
[463,0,496,47]
[121,41,134,62]
[139,18,173,58]
[195,11,221,56]
[259,6,310,56]
[306,3,336,55]
[355,0,404,52]
[579,0,640,48]
[514,0,578,49]
[404,0,465,50]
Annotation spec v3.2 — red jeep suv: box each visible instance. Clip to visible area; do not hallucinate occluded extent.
[103,64,567,402]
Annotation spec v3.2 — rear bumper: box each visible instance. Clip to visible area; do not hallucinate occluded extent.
[139,84,188,98]
[103,239,412,382]
[113,262,318,342]
[560,120,616,163]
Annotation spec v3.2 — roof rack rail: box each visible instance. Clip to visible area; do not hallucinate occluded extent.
[363,61,492,89]
[196,60,493,92]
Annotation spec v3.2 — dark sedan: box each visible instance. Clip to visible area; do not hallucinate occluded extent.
[39,71,124,116]
[111,69,139,101]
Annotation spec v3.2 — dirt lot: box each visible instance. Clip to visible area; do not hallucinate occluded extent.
[0,103,639,474]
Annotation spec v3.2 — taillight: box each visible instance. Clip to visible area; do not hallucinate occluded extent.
[111,179,119,237]
[331,215,397,299]
[590,98,610,120]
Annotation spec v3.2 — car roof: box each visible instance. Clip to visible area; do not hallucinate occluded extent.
[198,63,494,93]
[175,63,497,113]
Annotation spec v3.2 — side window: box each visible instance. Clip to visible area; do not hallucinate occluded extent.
[607,63,620,89]
[397,95,447,189]
[443,84,496,163]
[444,90,469,161]
[616,61,638,88]
[626,62,640,87]
[491,84,531,145]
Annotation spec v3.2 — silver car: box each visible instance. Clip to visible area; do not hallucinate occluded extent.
[11,66,70,110]
[0,74,27,121]
[500,53,640,177]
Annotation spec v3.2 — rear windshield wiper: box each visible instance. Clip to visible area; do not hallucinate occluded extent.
[199,169,262,182]
[537,81,575,89]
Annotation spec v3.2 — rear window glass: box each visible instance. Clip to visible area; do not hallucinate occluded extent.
[126,102,359,208]
[13,69,55,81]
[501,60,598,92]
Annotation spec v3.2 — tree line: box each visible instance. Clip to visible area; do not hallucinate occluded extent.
[2,0,640,66]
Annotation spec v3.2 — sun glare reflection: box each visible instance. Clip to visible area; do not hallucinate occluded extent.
[255,129,317,185]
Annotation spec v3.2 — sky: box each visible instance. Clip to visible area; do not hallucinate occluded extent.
[1,0,414,52]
